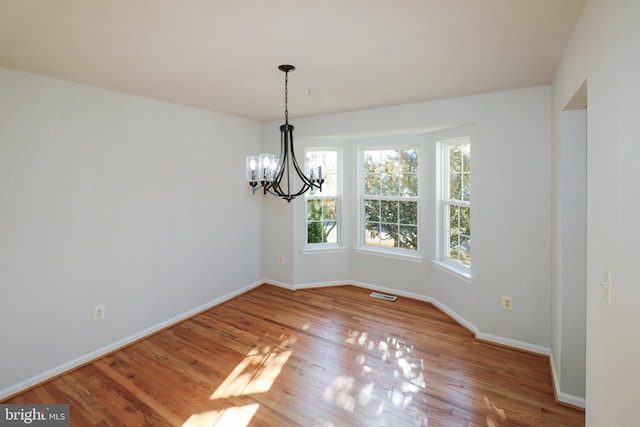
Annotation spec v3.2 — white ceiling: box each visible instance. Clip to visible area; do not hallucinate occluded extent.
[0,0,585,122]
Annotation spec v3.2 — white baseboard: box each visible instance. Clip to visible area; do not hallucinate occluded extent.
[275,280,488,341]
[272,279,586,410]
[549,351,586,409]
[0,280,263,401]
[555,390,586,409]
[273,280,551,356]
[264,279,295,290]
[475,332,550,356]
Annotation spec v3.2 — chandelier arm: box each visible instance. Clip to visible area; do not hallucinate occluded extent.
[267,182,312,200]
[285,124,317,189]
[272,130,288,185]
[288,141,316,188]
[266,150,288,197]
[268,176,313,201]
[265,181,312,201]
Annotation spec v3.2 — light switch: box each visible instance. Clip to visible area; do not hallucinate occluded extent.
[600,268,612,305]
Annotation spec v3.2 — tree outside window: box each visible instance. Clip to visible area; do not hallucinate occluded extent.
[362,148,418,251]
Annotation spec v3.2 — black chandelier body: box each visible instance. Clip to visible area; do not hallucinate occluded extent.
[246,65,326,202]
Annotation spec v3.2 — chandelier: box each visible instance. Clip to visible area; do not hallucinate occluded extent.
[245,65,326,202]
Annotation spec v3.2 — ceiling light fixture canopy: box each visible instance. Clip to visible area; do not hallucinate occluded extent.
[246,65,325,202]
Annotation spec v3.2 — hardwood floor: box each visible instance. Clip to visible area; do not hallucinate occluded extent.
[4,284,584,426]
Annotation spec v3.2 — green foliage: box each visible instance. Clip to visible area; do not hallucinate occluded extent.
[307,198,337,244]
[448,144,470,202]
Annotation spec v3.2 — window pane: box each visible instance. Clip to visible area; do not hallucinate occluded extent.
[381,224,398,247]
[364,199,380,222]
[380,173,399,196]
[459,236,471,265]
[322,199,337,220]
[323,221,337,244]
[322,172,338,195]
[447,231,458,259]
[364,151,381,172]
[449,145,462,172]
[462,173,470,201]
[449,205,460,233]
[364,172,380,195]
[308,220,338,244]
[400,173,418,196]
[365,222,380,245]
[462,144,471,172]
[450,236,461,260]
[307,199,321,220]
[449,173,462,200]
[381,150,400,172]
[401,149,418,172]
[460,206,470,236]
[308,222,323,244]
[399,201,417,225]
[399,225,417,250]
[381,200,398,223]
[324,151,338,173]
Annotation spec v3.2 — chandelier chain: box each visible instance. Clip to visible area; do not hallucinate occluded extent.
[284,70,289,124]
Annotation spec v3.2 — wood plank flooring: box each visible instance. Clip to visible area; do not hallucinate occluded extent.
[4,284,585,426]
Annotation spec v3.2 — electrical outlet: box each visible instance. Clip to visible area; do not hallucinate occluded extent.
[279,256,285,264]
[501,296,513,311]
[93,304,106,320]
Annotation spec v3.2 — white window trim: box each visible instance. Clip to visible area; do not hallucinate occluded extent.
[304,147,342,250]
[356,246,423,262]
[432,259,472,282]
[357,145,421,259]
[302,245,346,255]
[437,136,471,275]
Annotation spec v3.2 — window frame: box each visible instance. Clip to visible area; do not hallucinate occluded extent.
[357,144,421,260]
[439,137,471,275]
[303,147,342,250]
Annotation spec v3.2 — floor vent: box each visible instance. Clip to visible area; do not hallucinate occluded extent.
[369,292,397,302]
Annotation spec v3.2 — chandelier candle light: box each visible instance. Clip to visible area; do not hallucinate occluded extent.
[246,65,326,202]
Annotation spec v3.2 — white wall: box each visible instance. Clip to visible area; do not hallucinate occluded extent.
[552,0,640,424]
[262,86,552,353]
[0,67,263,398]
[560,110,587,400]
[551,108,587,406]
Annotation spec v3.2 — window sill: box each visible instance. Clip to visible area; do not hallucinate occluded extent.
[432,260,472,283]
[302,245,346,255]
[355,246,423,263]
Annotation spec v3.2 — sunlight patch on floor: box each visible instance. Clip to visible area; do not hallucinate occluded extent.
[184,334,296,427]
[323,329,428,421]
[323,375,357,411]
[211,335,296,399]
[182,404,259,427]
[484,395,508,426]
